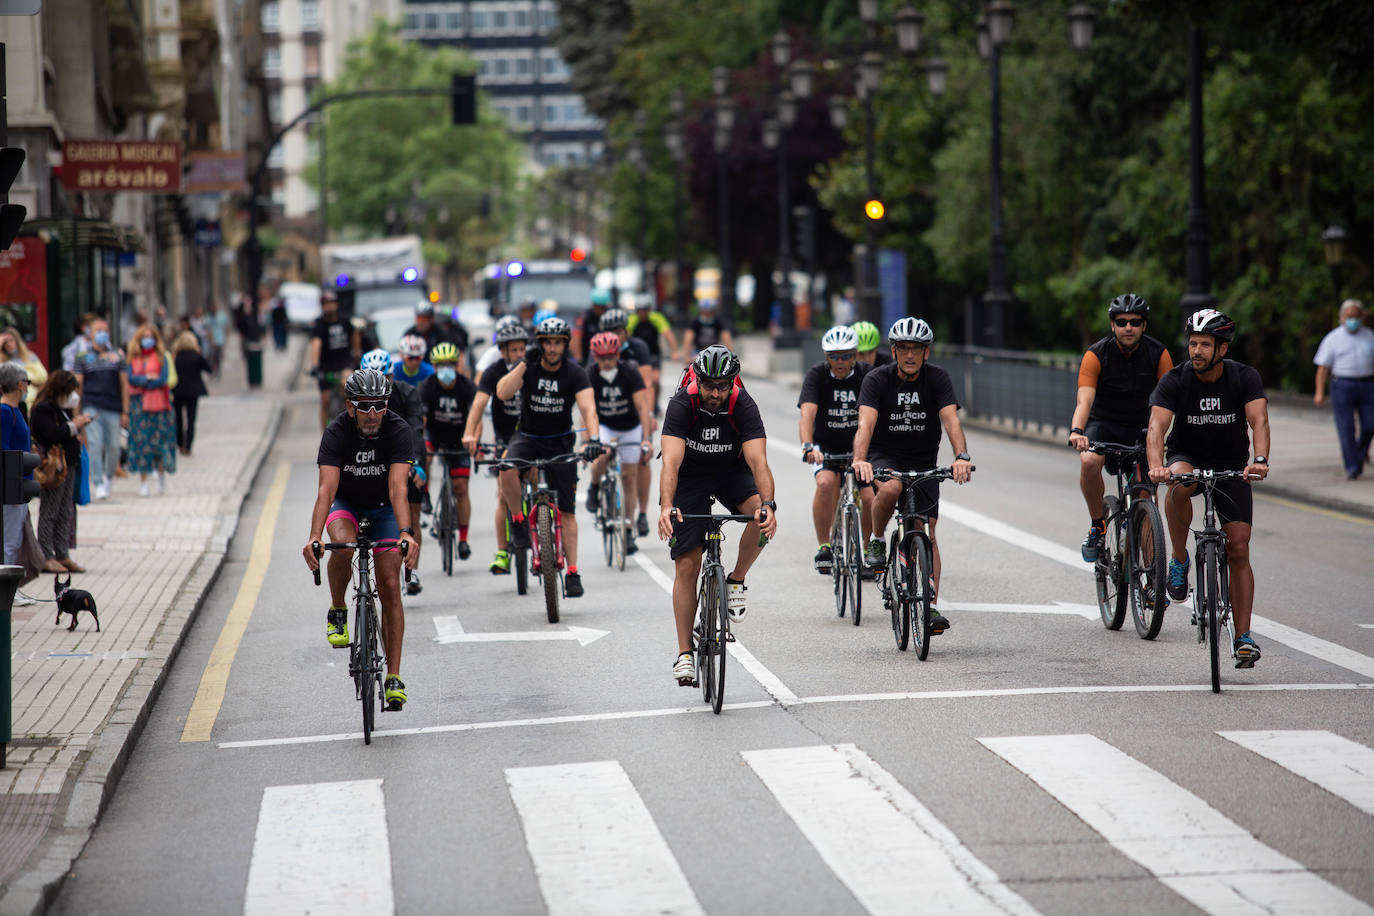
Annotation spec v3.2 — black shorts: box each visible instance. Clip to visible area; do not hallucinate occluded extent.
[1086,420,1148,479]
[317,372,346,393]
[505,433,578,513]
[1166,454,1254,526]
[870,452,939,519]
[668,467,759,559]
[426,441,473,478]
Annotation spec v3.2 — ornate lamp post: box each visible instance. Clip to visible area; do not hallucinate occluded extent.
[713,66,737,315]
[1179,24,1216,319]
[1322,224,1348,300]
[665,88,688,318]
[760,30,815,338]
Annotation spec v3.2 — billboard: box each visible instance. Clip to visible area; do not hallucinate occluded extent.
[61,141,181,192]
[184,151,245,193]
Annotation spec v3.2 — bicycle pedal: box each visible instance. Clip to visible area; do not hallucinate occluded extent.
[676,677,697,687]
[726,631,736,643]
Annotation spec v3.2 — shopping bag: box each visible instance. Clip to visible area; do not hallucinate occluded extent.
[76,443,91,506]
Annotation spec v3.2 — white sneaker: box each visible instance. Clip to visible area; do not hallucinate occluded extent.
[94,482,109,501]
[727,581,747,620]
[672,651,695,684]
[139,482,150,497]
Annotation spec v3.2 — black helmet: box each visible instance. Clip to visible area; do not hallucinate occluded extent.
[692,344,741,381]
[344,367,392,400]
[599,308,629,332]
[534,316,572,339]
[494,318,529,345]
[1185,308,1235,343]
[1108,293,1149,318]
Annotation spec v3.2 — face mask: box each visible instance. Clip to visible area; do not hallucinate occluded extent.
[65,392,81,409]
[436,367,458,385]
[141,336,156,350]
[93,330,110,347]
[1346,317,1363,333]
[599,367,618,382]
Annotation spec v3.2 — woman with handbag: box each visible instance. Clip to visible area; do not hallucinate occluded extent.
[126,324,177,496]
[31,370,90,573]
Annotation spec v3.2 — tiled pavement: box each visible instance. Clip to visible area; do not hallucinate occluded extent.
[0,334,303,915]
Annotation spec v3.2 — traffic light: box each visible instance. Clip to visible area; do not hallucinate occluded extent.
[864,199,885,221]
[569,247,586,263]
[2,450,42,504]
[451,73,476,125]
[0,146,26,251]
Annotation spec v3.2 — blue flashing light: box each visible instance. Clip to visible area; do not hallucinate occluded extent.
[334,273,351,287]
[506,260,525,278]
[485,263,503,279]
[401,266,419,283]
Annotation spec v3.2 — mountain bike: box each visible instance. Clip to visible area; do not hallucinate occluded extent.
[492,453,581,624]
[595,438,627,571]
[475,443,530,596]
[1168,469,1254,693]
[311,518,407,745]
[671,504,765,715]
[429,446,466,576]
[1089,441,1168,638]
[818,451,863,625]
[874,467,967,661]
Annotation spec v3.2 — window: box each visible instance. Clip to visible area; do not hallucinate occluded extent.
[404,12,419,30]
[494,58,508,76]
[301,0,319,30]
[470,10,486,29]
[260,1,278,30]
[268,92,282,125]
[542,8,557,29]
[478,59,489,76]
[446,12,461,31]
[563,102,580,121]
[514,9,527,28]
[543,105,556,123]
[515,57,529,75]
[304,44,320,76]
[492,10,506,27]
[263,46,281,77]
[515,105,530,123]
[425,12,439,30]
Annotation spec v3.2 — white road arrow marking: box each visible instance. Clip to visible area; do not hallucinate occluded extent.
[431,615,609,647]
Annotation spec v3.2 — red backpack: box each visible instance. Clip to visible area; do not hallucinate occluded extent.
[676,364,743,431]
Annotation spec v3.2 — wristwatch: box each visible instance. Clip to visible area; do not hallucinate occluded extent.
[1252,456,1268,465]
[400,527,415,535]
[1069,427,1085,436]
[761,500,778,511]
[954,452,972,462]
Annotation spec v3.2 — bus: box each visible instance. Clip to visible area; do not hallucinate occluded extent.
[322,235,427,319]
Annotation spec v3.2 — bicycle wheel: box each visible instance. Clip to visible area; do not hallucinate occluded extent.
[356,598,376,745]
[695,565,723,707]
[537,504,560,624]
[440,481,455,576]
[1203,541,1222,693]
[910,533,934,661]
[708,564,729,714]
[599,477,616,566]
[608,475,626,572]
[1129,499,1168,639]
[844,504,863,626]
[831,507,846,617]
[888,532,910,651]
[1095,497,1127,630]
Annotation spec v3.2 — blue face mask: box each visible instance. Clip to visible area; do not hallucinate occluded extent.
[1346,317,1363,333]
[436,367,458,385]
[141,336,156,350]
[93,330,110,347]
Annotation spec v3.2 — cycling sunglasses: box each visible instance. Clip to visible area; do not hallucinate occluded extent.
[1113,317,1145,328]
[698,379,733,393]
[350,400,388,414]
[826,351,857,362]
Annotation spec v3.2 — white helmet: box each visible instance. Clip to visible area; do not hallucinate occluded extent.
[821,325,859,352]
[889,317,933,344]
[398,334,427,358]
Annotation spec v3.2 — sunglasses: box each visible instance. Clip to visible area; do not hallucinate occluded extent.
[350,400,387,414]
[1114,317,1145,328]
[827,352,857,362]
[698,380,733,393]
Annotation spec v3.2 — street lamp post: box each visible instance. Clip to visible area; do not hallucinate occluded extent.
[629,110,650,301]
[665,88,688,319]
[761,31,815,340]
[978,1,1014,349]
[713,66,737,316]
[1322,224,1348,300]
[1179,24,1216,319]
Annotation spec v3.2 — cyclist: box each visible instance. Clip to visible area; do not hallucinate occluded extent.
[658,345,778,685]
[309,290,360,430]
[393,333,435,389]
[571,288,612,364]
[626,294,681,410]
[303,368,420,710]
[418,342,478,561]
[405,300,468,367]
[852,318,973,636]
[515,298,539,336]
[494,316,603,597]
[359,348,428,595]
[1069,293,1174,561]
[681,299,734,358]
[600,306,658,534]
[1147,309,1270,667]
[852,320,891,367]
[474,315,522,375]
[799,325,874,573]
[464,321,529,574]
[586,331,653,554]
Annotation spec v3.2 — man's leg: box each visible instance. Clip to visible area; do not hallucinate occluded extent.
[1079,450,1107,518]
[673,549,703,653]
[455,478,471,535]
[563,514,579,569]
[870,479,901,540]
[621,463,639,519]
[325,517,356,608]
[84,409,107,487]
[1223,521,1254,635]
[1354,381,1374,467]
[812,469,839,544]
[1163,471,1196,564]
[857,485,874,541]
[100,408,122,485]
[1331,379,1361,475]
[728,493,766,582]
[375,550,405,678]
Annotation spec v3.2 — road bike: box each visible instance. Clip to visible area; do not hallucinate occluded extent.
[1168,469,1254,693]
[874,467,966,661]
[817,451,863,625]
[311,518,407,745]
[594,438,628,571]
[1089,441,1168,638]
[672,504,765,714]
[428,446,472,576]
[475,443,531,596]
[492,453,581,624]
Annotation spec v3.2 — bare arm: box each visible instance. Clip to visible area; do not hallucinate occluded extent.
[1146,405,1174,482]
[661,325,680,360]
[656,434,686,539]
[309,336,322,370]
[575,387,600,443]
[462,390,490,452]
[720,329,735,350]
[681,329,695,356]
[851,405,879,482]
[1069,386,1095,451]
[495,361,526,401]
[1244,399,1271,480]
[742,438,779,538]
[390,462,419,568]
[303,465,340,570]
[939,404,972,483]
[798,402,821,463]
[1314,364,1330,407]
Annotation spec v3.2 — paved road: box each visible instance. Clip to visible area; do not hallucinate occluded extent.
[47,373,1374,915]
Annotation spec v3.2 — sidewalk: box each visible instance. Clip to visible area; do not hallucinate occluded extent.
[736,332,1374,520]
[0,333,304,916]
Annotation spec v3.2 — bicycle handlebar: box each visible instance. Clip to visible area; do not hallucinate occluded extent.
[670,508,766,525]
[1168,469,1259,485]
[310,538,409,586]
[488,453,583,472]
[1088,440,1145,456]
[871,465,973,482]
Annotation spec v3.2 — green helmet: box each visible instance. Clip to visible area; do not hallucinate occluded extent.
[851,321,881,352]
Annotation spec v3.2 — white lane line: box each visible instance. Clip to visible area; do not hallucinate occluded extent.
[243,779,393,916]
[430,615,609,646]
[941,499,1374,680]
[505,761,704,916]
[215,684,1374,750]
[770,439,802,459]
[631,546,800,704]
[981,734,1374,916]
[744,744,1039,916]
[1358,624,1374,629]
[1218,730,1374,816]
[938,600,1099,620]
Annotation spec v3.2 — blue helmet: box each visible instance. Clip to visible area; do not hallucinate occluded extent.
[532,309,557,326]
[360,348,394,374]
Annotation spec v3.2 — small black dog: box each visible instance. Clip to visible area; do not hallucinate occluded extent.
[54,574,100,632]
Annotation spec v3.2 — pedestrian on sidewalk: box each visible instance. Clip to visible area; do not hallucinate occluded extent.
[270,294,289,352]
[61,313,98,372]
[127,325,177,496]
[0,326,48,409]
[207,301,229,376]
[1313,298,1374,479]
[172,331,213,455]
[0,362,33,564]
[74,317,130,501]
[30,370,89,573]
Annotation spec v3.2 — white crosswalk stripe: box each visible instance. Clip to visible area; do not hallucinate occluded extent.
[504,760,705,916]
[1218,729,1374,816]
[243,778,393,916]
[981,734,1374,916]
[743,743,1040,916]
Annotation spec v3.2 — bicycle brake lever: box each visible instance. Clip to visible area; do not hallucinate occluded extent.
[311,541,322,586]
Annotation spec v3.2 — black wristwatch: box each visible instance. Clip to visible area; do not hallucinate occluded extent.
[954,452,971,462]
[761,500,778,511]
[400,527,415,535]
[1070,427,1085,436]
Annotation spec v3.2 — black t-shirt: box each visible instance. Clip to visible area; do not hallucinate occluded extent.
[662,386,767,474]
[620,336,652,368]
[858,361,959,467]
[405,321,468,359]
[418,373,477,444]
[317,411,414,508]
[871,350,893,367]
[1084,334,1171,430]
[312,316,355,372]
[591,361,647,430]
[689,314,729,350]
[1149,359,1265,470]
[478,360,523,441]
[519,358,591,437]
[798,361,870,452]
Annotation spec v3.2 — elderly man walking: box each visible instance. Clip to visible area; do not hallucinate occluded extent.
[1314,299,1374,479]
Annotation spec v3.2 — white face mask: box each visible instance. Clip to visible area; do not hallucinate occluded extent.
[65,392,81,409]
[598,367,618,382]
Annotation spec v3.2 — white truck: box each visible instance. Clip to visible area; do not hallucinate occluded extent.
[321,235,427,319]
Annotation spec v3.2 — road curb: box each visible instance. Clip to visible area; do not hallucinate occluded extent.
[0,397,286,916]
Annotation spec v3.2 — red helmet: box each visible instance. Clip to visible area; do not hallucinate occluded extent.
[590,332,621,357]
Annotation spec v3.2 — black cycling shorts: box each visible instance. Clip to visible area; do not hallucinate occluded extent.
[870,451,940,520]
[504,433,578,514]
[1166,453,1254,526]
[668,466,759,560]
[1086,420,1147,479]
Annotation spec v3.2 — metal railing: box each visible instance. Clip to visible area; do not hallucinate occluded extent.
[932,344,1078,435]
